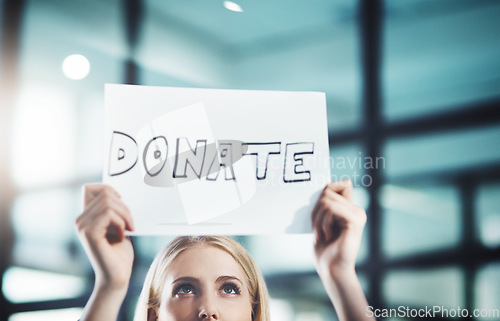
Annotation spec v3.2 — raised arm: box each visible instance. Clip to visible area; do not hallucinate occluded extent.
[312,180,376,321]
[75,184,135,321]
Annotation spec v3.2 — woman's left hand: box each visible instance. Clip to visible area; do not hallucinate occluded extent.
[312,180,375,321]
[312,179,367,280]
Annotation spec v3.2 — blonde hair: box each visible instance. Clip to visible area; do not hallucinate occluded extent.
[133,236,270,321]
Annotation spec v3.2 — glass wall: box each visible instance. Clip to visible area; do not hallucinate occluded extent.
[1,0,499,320]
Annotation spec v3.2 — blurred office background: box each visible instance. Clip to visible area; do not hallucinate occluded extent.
[1,0,500,320]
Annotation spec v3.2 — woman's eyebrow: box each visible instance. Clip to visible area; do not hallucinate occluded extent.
[216,275,242,284]
[172,276,199,284]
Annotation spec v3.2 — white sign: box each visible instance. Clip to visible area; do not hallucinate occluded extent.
[103,84,330,235]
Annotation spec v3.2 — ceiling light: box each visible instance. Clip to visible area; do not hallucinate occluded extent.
[223,1,243,13]
[62,54,90,80]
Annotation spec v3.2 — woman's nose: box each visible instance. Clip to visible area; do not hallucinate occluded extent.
[198,311,218,320]
[197,295,219,320]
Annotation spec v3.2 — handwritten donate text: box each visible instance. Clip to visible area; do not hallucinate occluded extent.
[108,131,315,183]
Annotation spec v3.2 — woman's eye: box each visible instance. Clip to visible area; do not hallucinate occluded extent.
[221,283,240,295]
[177,285,193,294]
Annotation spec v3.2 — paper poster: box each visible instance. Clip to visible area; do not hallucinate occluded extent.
[103,84,330,235]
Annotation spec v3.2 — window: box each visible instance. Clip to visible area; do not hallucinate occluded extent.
[381,184,461,258]
[477,183,500,248]
[2,1,499,320]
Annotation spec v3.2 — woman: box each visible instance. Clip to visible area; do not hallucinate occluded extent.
[134,235,269,321]
[76,180,375,321]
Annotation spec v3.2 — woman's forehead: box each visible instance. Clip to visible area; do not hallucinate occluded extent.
[166,244,247,281]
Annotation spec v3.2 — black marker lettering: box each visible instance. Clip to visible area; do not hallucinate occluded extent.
[283,142,314,183]
[108,131,138,176]
[207,142,236,181]
[143,136,168,177]
[242,142,281,180]
[173,138,207,179]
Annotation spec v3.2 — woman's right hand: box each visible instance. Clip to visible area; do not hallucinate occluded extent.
[76,184,135,292]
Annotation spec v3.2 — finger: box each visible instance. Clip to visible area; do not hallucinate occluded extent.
[327,179,354,203]
[90,193,134,231]
[83,184,120,209]
[321,209,347,243]
[314,207,331,243]
[311,193,324,230]
[83,184,104,207]
[321,207,335,242]
[84,208,128,244]
[323,186,351,205]
[316,194,362,229]
[311,185,345,225]
[314,208,342,249]
[94,189,134,230]
[105,212,126,243]
[97,209,127,242]
[77,192,134,234]
[109,197,134,231]
[311,189,324,219]
[79,188,118,221]
[311,188,349,228]
[314,203,342,241]
[76,194,108,231]
[313,226,322,245]
[311,190,326,234]
[313,203,330,243]
[77,208,122,245]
